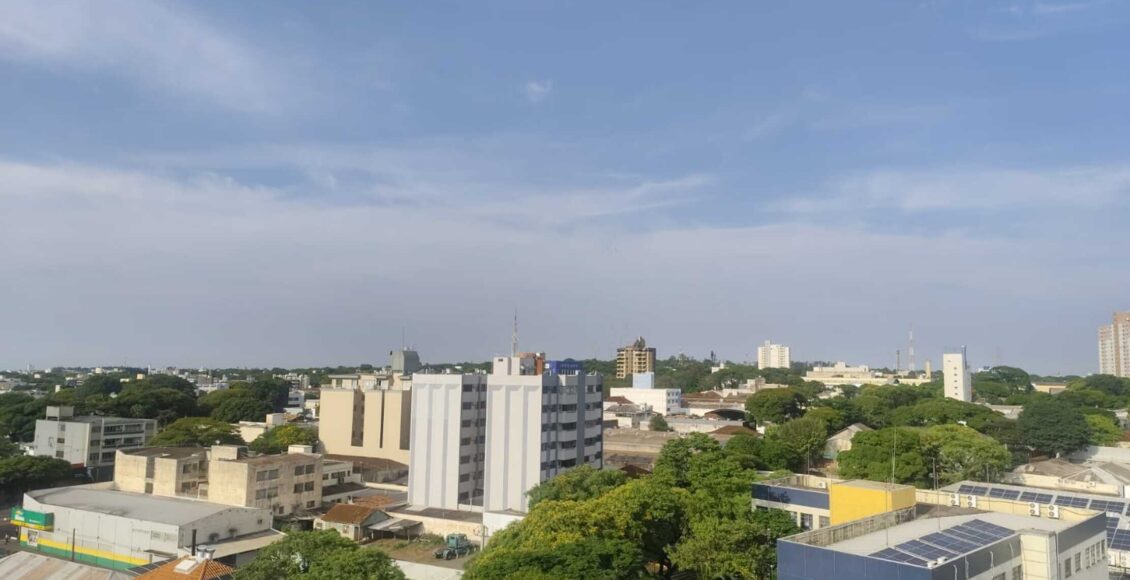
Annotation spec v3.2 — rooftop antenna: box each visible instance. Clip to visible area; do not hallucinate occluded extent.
[511,309,518,357]
[895,349,901,373]
[908,327,916,372]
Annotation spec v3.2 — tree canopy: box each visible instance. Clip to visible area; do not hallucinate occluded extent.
[249,424,318,454]
[744,389,806,425]
[527,465,628,509]
[150,417,244,447]
[234,530,404,580]
[1018,398,1092,457]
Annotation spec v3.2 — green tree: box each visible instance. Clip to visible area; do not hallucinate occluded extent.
[212,396,273,423]
[744,389,805,425]
[649,414,671,432]
[527,465,628,509]
[131,375,197,396]
[248,377,294,411]
[306,548,405,580]
[774,416,829,465]
[804,406,846,432]
[670,510,798,580]
[1085,414,1122,446]
[653,433,720,488]
[249,424,318,454]
[234,531,397,580]
[921,425,1010,485]
[838,427,928,486]
[0,455,73,498]
[76,374,126,397]
[110,386,198,425]
[150,417,243,447]
[1018,398,1092,457]
[465,538,644,580]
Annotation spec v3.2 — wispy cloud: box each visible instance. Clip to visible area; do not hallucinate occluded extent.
[523,79,553,103]
[0,0,298,113]
[777,165,1130,214]
[1032,0,1108,15]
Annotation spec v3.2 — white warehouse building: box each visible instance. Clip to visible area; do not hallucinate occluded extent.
[16,484,274,571]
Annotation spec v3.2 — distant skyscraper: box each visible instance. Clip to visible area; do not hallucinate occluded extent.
[616,337,656,379]
[1099,312,1130,378]
[757,340,791,370]
[943,349,972,402]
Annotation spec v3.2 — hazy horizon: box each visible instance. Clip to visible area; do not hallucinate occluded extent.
[2,1,1128,376]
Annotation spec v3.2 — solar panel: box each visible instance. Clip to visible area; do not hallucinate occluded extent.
[1091,500,1126,514]
[920,531,981,553]
[987,488,1020,500]
[871,547,930,566]
[962,519,1014,539]
[967,486,989,496]
[957,484,975,493]
[1019,491,1054,503]
[1054,495,1089,508]
[897,539,960,561]
[1111,530,1130,551]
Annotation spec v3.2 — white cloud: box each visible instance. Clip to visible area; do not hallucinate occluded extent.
[0,0,296,113]
[0,156,1124,374]
[523,80,553,103]
[778,165,1130,213]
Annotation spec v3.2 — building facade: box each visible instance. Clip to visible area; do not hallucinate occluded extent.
[757,340,791,369]
[483,355,603,513]
[616,337,656,378]
[943,350,972,402]
[608,387,683,416]
[318,376,412,465]
[1099,312,1130,377]
[16,485,272,571]
[206,446,323,516]
[32,406,156,480]
[406,373,488,510]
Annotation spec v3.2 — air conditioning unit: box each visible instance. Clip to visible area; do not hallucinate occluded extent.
[1048,504,1060,519]
[967,495,978,508]
[1028,502,1040,516]
[949,493,961,507]
[817,482,827,489]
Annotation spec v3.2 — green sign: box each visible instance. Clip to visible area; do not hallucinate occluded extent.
[10,507,54,531]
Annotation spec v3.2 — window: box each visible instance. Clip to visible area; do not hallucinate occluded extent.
[459,473,470,482]
[294,483,304,494]
[991,574,1004,580]
[818,516,830,528]
[459,455,470,465]
[55,451,64,458]
[1010,565,1022,580]
[56,438,65,444]
[304,481,314,491]
[305,464,315,475]
[294,466,304,476]
[1075,553,1081,571]
[800,513,813,530]
[1065,560,1072,577]
[306,500,316,508]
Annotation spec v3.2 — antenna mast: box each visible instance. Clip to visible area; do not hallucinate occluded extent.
[908,327,916,372]
[511,309,518,357]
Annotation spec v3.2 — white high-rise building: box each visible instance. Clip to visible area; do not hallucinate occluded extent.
[943,350,972,402]
[406,373,487,510]
[757,340,791,369]
[482,354,603,513]
[1099,312,1130,378]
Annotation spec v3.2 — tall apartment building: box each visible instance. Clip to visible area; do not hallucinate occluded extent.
[616,337,656,378]
[406,373,488,510]
[943,349,972,402]
[318,351,418,465]
[1099,312,1130,377]
[483,354,603,513]
[757,340,791,369]
[114,445,324,516]
[32,406,156,480]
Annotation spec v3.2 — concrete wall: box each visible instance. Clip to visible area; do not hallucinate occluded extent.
[209,455,322,516]
[320,388,412,464]
[483,376,545,513]
[33,420,92,466]
[391,511,483,544]
[1001,472,1123,497]
[1071,445,1130,464]
[408,374,486,510]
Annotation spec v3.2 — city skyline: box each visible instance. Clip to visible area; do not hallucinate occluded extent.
[2,1,1130,374]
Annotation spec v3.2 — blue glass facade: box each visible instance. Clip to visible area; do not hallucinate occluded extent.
[752,483,830,510]
[546,359,584,375]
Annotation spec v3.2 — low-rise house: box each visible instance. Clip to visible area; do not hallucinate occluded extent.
[823,423,872,459]
[313,503,391,541]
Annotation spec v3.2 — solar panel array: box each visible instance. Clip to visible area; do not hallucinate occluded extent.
[869,518,1015,567]
[954,483,1130,548]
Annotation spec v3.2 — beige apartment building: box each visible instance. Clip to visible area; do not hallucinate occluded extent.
[318,353,419,465]
[1099,311,1130,377]
[616,337,656,379]
[114,445,323,516]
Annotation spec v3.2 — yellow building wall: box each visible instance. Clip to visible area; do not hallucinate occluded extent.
[829,482,917,525]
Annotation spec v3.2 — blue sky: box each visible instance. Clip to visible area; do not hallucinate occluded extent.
[1,0,1128,374]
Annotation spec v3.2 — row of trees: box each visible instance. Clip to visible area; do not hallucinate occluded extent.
[467,434,799,579]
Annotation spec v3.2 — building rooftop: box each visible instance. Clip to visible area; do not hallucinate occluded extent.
[50,415,153,425]
[826,511,1078,564]
[0,551,137,579]
[120,447,207,459]
[220,453,319,466]
[322,482,368,497]
[27,484,263,527]
[134,556,234,580]
[320,503,386,525]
